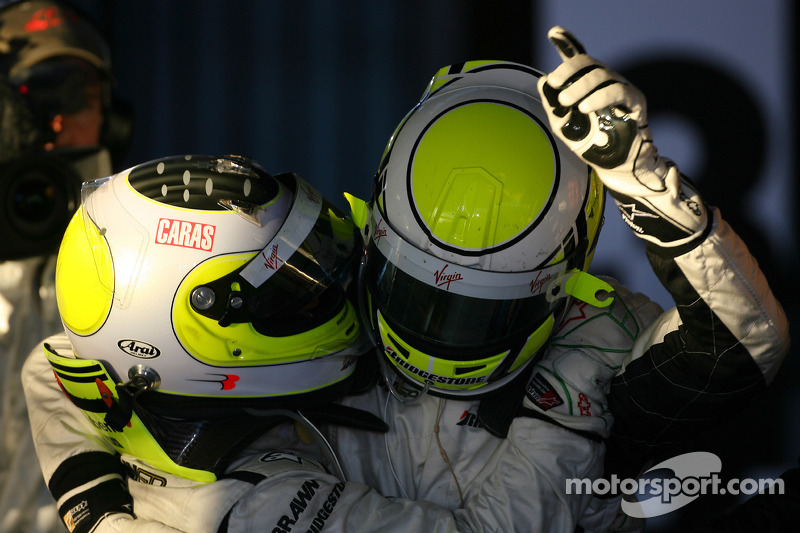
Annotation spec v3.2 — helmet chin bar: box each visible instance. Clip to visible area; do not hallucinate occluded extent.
[364,264,614,402]
[355,253,430,405]
[376,346,431,405]
[377,343,540,403]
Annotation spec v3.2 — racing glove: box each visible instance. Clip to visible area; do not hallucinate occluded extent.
[521,281,662,439]
[537,26,708,248]
[92,513,184,533]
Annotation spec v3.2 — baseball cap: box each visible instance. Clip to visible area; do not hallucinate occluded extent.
[0,0,110,80]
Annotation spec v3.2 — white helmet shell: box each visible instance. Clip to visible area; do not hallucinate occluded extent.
[375,60,600,272]
[364,62,606,399]
[57,155,363,400]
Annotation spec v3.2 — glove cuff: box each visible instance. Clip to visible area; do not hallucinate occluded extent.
[606,165,709,247]
[522,365,613,438]
[50,451,132,533]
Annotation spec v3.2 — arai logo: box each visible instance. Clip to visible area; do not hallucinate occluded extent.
[118,339,161,359]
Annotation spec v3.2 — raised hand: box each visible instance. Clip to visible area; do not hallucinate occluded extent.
[537,26,708,247]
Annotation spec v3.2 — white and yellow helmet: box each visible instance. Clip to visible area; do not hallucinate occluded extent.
[362,61,610,400]
[49,154,369,478]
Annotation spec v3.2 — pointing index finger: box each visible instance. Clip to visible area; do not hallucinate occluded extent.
[547,26,586,60]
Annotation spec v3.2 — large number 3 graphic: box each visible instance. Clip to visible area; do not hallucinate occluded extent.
[622,58,787,294]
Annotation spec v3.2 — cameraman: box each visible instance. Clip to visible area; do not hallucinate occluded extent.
[0,1,131,530]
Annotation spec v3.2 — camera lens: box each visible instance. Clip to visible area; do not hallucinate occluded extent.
[2,155,80,240]
[0,153,83,260]
[6,169,68,238]
[10,174,58,224]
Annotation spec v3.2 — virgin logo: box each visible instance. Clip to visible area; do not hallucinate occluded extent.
[373,219,388,246]
[530,271,551,294]
[299,184,321,204]
[434,264,463,291]
[155,219,215,251]
[261,243,283,270]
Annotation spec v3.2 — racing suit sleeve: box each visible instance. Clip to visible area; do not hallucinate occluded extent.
[22,342,147,532]
[535,26,790,478]
[125,415,603,533]
[605,208,790,477]
[125,447,476,533]
[25,339,603,533]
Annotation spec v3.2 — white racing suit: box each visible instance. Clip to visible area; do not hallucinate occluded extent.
[603,208,790,481]
[0,256,64,533]
[21,208,789,532]
[25,343,606,533]
[23,337,613,533]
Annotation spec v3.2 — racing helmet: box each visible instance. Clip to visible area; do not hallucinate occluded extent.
[47,154,370,478]
[361,61,610,400]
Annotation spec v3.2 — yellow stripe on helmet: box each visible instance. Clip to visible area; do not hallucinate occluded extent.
[44,344,215,482]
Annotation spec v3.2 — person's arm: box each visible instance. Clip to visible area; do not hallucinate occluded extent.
[126,413,603,533]
[24,334,599,532]
[607,205,789,476]
[536,26,790,476]
[22,335,183,533]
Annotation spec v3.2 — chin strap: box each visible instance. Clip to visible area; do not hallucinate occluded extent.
[104,365,161,431]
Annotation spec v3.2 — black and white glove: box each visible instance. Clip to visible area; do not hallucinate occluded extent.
[537,26,708,248]
[92,514,184,533]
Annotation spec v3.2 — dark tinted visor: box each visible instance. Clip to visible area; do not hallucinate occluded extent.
[189,172,359,335]
[364,214,571,360]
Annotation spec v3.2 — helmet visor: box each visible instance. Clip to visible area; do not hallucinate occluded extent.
[364,213,571,360]
[187,173,361,337]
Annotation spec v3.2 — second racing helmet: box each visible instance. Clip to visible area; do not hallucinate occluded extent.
[47,154,373,479]
[361,61,610,401]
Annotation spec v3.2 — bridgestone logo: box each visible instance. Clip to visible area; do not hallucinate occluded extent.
[386,345,486,386]
[271,479,346,533]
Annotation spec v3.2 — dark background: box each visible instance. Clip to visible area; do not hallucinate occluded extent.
[82,1,539,203]
[66,0,800,529]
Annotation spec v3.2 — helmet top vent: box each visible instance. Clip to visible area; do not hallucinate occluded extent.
[127,154,278,211]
